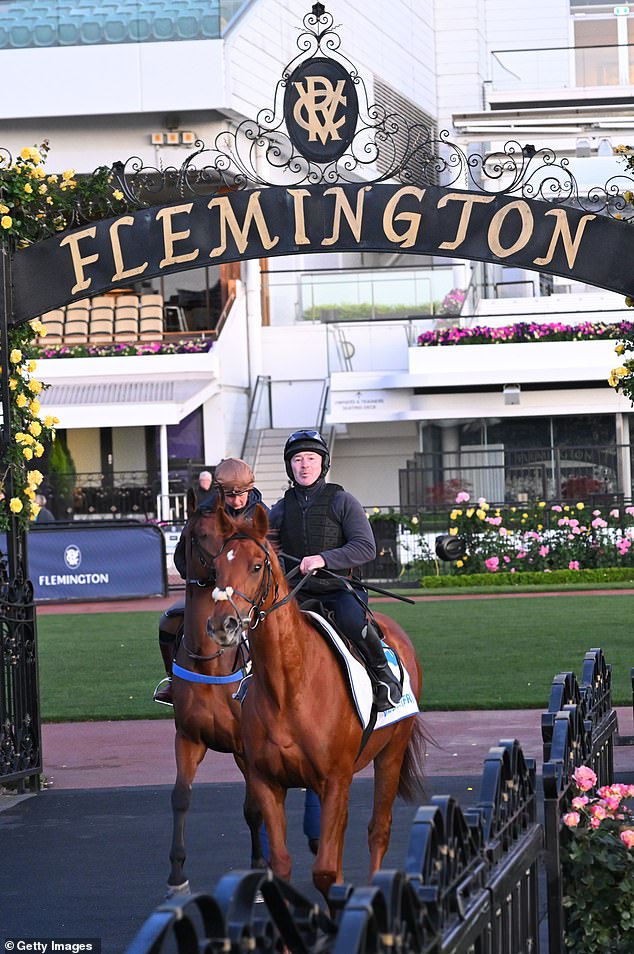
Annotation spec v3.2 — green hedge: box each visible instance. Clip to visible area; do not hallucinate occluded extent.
[421,566,634,588]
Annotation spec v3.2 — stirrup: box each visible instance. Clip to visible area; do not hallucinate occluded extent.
[153,676,173,706]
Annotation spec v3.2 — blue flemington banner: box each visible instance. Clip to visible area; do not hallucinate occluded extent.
[1,523,167,602]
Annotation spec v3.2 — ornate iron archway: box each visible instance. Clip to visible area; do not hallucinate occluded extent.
[2,2,634,789]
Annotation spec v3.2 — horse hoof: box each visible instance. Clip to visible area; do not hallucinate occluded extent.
[165,880,191,898]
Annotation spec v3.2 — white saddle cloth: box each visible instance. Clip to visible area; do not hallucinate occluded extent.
[303,610,419,730]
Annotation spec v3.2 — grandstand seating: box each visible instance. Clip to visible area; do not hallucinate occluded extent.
[34,293,168,346]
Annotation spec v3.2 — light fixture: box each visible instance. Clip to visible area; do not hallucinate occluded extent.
[503,383,521,405]
[150,132,165,145]
[180,130,196,145]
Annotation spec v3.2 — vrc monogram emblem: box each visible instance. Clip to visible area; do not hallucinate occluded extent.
[292,76,347,145]
[284,57,358,163]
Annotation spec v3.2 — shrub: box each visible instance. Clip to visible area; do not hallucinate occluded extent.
[561,765,634,952]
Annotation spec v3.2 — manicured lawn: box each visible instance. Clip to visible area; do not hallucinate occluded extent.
[36,592,634,721]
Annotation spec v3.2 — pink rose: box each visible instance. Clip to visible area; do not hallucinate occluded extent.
[620,829,634,849]
[571,795,589,809]
[485,556,499,572]
[455,491,470,503]
[568,560,580,571]
[563,812,581,828]
[573,765,597,792]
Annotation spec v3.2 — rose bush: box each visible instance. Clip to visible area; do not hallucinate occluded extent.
[441,491,634,575]
[561,765,634,952]
[0,142,125,530]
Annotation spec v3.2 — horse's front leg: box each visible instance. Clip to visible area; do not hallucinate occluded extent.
[168,731,206,893]
[234,754,267,869]
[313,776,352,901]
[250,772,291,881]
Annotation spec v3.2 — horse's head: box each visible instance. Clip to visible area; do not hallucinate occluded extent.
[207,504,278,647]
[182,496,224,583]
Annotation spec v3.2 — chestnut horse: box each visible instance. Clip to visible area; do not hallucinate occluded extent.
[207,504,427,900]
[166,493,266,893]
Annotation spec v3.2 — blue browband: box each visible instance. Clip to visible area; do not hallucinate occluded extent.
[172,662,246,685]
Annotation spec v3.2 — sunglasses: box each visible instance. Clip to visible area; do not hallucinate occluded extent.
[288,429,322,441]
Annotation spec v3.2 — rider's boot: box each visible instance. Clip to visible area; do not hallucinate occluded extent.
[153,638,175,705]
[359,620,402,711]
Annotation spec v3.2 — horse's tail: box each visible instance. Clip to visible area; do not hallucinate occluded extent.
[397,712,431,803]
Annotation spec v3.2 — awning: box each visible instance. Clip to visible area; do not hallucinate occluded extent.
[40,377,219,428]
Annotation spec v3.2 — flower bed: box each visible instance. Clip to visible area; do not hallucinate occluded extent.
[438,492,634,578]
[33,338,214,360]
[417,320,633,348]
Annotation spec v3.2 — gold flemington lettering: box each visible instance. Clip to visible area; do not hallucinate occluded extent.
[488,201,534,258]
[437,193,495,250]
[287,189,311,245]
[59,227,99,294]
[208,191,279,258]
[322,186,371,246]
[382,187,426,248]
[110,216,148,282]
[156,204,199,268]
[533,209,597,269]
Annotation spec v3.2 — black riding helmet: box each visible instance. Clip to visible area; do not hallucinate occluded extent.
[283,429,330,481]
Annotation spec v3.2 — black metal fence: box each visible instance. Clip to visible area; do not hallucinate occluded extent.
[0,569,41,792]
[399,444,633,513]
[125,647,624,953]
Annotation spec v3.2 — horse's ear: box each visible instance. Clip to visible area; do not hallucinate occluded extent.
[186,487,197,517]
[216,505,236,536]
[252,504,269,537]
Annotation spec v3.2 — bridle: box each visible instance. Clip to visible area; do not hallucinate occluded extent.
[212,532,279,632]
[211,533,319,635]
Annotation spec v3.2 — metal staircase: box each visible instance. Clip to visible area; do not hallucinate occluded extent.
[250,428,290,506]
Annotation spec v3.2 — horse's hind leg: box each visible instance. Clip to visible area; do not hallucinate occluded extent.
[168,733,206,892]
[367,728,411,879]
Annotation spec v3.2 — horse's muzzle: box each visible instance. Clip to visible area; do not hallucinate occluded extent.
[207,614,241,647]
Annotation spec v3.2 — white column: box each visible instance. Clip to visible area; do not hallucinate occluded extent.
[616,413,632,502]
[159,423,169,521]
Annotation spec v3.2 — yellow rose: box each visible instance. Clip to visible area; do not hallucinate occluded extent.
[22,447,33,460]
[466,507,475,518]
[576,502,585,510]
[24,182,33,194]
[30,400,41,416]
[27,469,44,487]
[38,184,47,195]
[10,349,22,364]
[29,503,40,521]
[9,378,17,390]
[27,360,36,372]
[44,415,57,428]
[28,380,42,394]
[455,560,464,568]
[62,168,75,180]
[28,420,42,437]
[411,516,418,525]
[113,189,124,200]
[24,488,35,501]
[34,443,44,457]
[615,343,625,355]
[449,526,458,536]
[47,174,58,184]
[14,432,26,443]
[9,497,23,514]
[20,146,33,161]
[476,508,486,520]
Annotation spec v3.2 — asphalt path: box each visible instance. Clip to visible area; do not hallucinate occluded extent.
[0,775,481,953]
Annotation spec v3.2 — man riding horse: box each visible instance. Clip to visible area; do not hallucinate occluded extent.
[268,429,403,711]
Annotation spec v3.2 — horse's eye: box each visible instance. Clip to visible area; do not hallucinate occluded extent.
[252,563,262,573]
